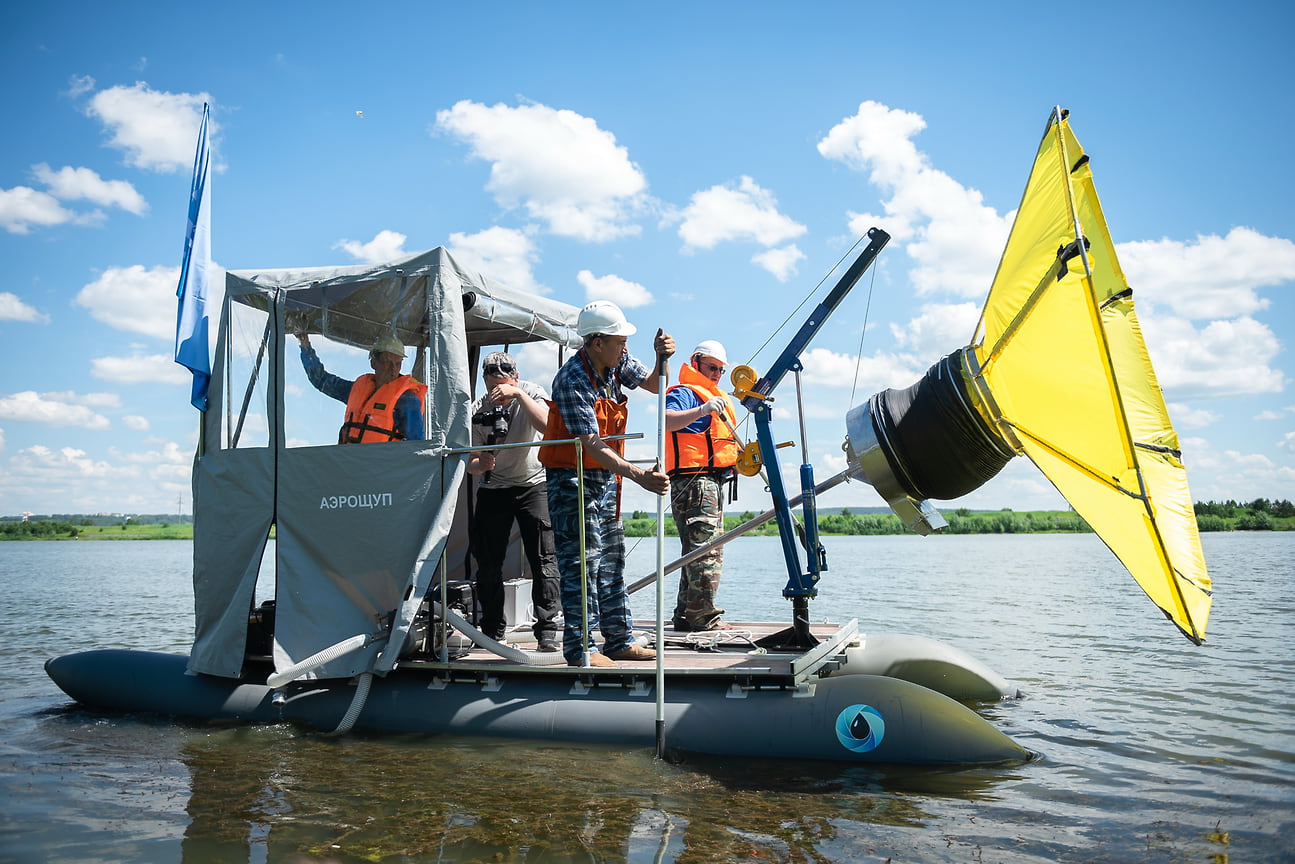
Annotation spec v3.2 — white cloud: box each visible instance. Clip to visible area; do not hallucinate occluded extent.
[677,176,806,251]
[1166,402,1220,430]
[122,415,150,431]
[335,229,408,263]
[75,264,179,340]
[576,270,653,308]
[8,444,127,483]
[820,101,1012,298]
[448,226,545,294]
[1184,437,1295,502]
[0,292,50,323]
[1144,314,1284,398]
[889,302,980,358]
[1118,227,1294,319]
[90,353,191,385]
[0,391,111,430]
[66,74,96,98]
[86,82,212,173]
[31,163,147,215]
[435,99,646,242]
[752,244,806,282]
[1279,431,1295,455]
[0,185,78,234]
[1255,405,1295,422]
[44,391,121,409]
[799,346,926,391]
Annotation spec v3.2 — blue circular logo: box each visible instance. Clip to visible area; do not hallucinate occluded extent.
[835,704,885,753]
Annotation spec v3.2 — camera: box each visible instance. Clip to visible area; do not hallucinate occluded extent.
[471,404,510,445]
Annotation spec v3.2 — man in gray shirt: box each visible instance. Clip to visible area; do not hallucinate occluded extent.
[467,352,560,651]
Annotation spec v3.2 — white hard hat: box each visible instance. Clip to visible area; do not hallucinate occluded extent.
[691,340,727,365]
[576,300,637,338]
[370,335,407,358]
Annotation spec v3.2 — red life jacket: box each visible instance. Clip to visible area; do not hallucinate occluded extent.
[666,362,738,474]
[339,374,427,444]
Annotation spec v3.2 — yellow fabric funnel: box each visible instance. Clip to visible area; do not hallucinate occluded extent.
[968,109,1213,643]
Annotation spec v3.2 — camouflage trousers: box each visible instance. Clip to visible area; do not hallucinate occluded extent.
[669,472,725,629]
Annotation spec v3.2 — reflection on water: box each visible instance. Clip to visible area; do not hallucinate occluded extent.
[4,533,1294,863]
[176,727,1022,863]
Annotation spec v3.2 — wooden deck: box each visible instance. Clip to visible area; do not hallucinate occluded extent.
[399,618,861,686]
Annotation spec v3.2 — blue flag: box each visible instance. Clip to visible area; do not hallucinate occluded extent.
[175,102,212,411]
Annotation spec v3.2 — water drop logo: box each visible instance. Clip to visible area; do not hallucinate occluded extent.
[835,704,885,753]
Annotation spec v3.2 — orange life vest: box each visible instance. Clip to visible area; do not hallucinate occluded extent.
[539,351,629,471]
[666,362,738,474]
[339,374,427,444]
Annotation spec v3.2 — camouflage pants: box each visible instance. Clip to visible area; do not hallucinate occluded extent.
[547,468,636,664]
[670,473,725,629]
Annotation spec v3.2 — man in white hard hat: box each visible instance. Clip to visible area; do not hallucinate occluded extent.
[296,332,427,443]
[539,300,675,667]
[664,340,739,631]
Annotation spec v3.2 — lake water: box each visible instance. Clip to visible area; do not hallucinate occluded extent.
[1,532,1292,863]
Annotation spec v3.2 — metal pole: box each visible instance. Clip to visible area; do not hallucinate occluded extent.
[654,351,667,760]
[577,440,589,668]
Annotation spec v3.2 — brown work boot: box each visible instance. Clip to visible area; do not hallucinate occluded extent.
[608,644,656,661]
[569,652,617,668]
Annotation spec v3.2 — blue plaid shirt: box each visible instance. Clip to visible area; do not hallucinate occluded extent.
[550,348,649,474]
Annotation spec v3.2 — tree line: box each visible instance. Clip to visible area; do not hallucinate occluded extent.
[624,500,1294,538]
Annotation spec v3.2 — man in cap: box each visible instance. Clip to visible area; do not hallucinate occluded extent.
[466,351,561,651]
[664,340,739,631]
[539,300,675,667]
[296,332,427,443]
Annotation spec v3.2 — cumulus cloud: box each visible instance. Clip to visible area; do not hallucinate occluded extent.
[90,353,191,385]
[435,100,646,242]
[0,391,111,430]
[889,301,980,358]
[576,270,653,308]
[1146,315,1284,398]
[1118,227,1293,319]
[752,244,806,281]
[799,346,926,391]
[448,226,545,294]
[75,264,180,339]
[86,82,213,173]
[819,101,1012,298]
[0,292,50,323]
[677,176,806,252]
[31,163,147,215]
[0,186,79,234]
[335,229,408,263]
[1166,402,1220,430]
[122,415,150,431]
[1254,405,1295,422]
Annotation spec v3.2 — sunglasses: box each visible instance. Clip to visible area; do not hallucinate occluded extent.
[698,359,725,375]
[484,363,516,377]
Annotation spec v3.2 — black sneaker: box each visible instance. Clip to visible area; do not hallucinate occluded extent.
[537,638,561,653]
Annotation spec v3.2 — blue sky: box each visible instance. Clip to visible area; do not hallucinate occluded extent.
[2,1,1292,519]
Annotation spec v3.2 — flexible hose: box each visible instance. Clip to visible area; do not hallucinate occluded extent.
[329,671,372,734]
[434,601,568,666]
[266,633,369,688]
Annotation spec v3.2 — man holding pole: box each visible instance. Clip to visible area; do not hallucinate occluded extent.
[539,300,674,667]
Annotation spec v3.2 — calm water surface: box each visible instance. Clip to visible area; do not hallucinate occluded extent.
[1,533,1291,863]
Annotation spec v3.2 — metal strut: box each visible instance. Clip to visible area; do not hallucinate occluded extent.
[741,227,890,651]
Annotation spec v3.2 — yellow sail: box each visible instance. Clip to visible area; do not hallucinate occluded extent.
[968,109,1213,643]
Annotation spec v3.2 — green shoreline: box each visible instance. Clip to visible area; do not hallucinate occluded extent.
[4,504,1291,541]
